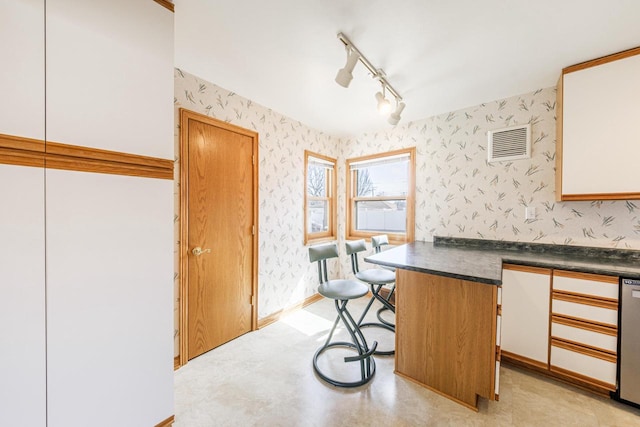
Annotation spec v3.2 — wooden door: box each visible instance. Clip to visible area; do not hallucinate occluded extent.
[180,109,258,361]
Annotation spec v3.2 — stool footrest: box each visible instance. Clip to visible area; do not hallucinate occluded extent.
[344,341,378,362]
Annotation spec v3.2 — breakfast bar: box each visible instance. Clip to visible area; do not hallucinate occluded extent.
[365,238,640,411]
[365,241,502,410]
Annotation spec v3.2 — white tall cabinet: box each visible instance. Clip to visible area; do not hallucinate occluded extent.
[0,0,46,425]
[0,1,174,426]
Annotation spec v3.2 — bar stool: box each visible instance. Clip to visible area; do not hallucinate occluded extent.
[371,234,396,324]
[309,242,377,387]
[345,239,396,355]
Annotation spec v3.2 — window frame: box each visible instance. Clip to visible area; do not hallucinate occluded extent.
[346,147,416,245]
[304,150,337,245]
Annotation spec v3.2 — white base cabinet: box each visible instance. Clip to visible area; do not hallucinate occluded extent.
[501,264,551,367]
[500,265,619,394]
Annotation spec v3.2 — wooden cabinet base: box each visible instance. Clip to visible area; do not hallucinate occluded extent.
[395,270,498,411]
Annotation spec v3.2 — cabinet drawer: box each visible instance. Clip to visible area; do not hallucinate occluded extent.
[552,299,617,326]
[553,272,618,299]
[550,346,616,388]
[551,322,617,353]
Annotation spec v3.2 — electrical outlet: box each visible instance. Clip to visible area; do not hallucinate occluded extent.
[525,207,536,220]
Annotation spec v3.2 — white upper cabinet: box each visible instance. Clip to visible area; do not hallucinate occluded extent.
[46,0,174,158]
[557,47,640,201]
[0,0,44,139]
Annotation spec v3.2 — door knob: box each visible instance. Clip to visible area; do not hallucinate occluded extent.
[192,247,211,256]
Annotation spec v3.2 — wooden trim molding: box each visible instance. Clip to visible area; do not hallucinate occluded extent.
[549,365,616,393]
[552,290,618,310]
[550,337,617,363]
[563,45,640,75]
[553,269,619,284]
[153,0,174,12]
[555,74,564,202]
[0,133,173,179]
[552,313,617,336]
[0,146,45,168]
[558,192,640,201]
[258,293,324,329]
[502,263,552,275]
[154,415,175,427]
[0,133,45,152]
[501,350,549,371]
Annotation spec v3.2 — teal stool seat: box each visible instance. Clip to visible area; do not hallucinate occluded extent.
[318,279,369,300]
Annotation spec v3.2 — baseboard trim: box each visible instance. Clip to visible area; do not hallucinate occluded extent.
[155,414,174,427]
[502,358,613,397]
[258,293,324,328]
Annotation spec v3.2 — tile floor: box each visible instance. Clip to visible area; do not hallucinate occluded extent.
[174,297,640,426]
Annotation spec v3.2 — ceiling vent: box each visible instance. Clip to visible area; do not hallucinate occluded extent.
[487,124,531,162]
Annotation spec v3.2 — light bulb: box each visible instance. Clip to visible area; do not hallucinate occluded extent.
[375,92,392,115]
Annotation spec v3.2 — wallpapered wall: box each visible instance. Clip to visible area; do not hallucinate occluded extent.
[174,70,640,355]
[339,86,640,249]
[173,69,341,354]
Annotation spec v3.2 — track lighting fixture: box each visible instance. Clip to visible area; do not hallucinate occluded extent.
[335,32,405,125]
[388,101,406,126]
[335,47,360,88]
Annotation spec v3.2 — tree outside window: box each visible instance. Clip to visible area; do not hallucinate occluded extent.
[304,151,336,244]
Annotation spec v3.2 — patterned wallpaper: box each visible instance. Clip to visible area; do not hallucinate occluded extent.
[339,86,640,251]
[174,70,640,355]
[173,69,340,354]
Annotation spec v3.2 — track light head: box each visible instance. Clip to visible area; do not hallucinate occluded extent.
[388,102,406,125]
[335,32,405,123]
[335,48,359,88]
[375,91,392,115]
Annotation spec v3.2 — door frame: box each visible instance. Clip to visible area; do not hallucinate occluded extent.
[178,108,259,367]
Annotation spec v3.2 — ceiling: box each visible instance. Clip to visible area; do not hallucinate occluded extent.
[174,0,640,137]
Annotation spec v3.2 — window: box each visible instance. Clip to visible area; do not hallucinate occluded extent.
[304,150,337,244]
[346,147,415,244]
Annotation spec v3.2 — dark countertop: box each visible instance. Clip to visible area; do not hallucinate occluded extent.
[364,238,640,285]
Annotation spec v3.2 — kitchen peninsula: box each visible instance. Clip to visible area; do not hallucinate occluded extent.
[365,237,640,411]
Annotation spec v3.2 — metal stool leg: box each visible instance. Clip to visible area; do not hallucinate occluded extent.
[312,299,377,387]
[375,283,396,328]
[356,284,395,356]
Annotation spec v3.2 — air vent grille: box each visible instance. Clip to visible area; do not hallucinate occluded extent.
[487,124,531,162]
